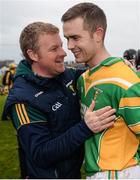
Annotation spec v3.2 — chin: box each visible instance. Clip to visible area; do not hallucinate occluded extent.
[58,67,65,73]
[75,58,85,64]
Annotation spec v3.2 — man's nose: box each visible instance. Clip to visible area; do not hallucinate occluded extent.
[60,48,67,57]
[67,40,75,50]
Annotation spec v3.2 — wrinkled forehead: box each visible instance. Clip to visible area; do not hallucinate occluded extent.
[37,33,63,47]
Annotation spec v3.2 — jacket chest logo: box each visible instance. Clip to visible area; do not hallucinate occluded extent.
[66,80,76,95]
[52,102,62,111]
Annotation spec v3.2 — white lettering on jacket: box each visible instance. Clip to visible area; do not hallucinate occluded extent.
[52,102,62,111]
[35,91,44,97]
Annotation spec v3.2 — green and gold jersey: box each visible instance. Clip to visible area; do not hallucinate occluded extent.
[137,71,140,78]
[77,57,140,176]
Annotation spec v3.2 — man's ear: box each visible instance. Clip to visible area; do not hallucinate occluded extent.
[95,27,104,43]
[27,49,38,62]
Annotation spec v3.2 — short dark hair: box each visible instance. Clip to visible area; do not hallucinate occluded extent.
[123,49,136,60]
[61,2,107,36]
[136,49,140,68]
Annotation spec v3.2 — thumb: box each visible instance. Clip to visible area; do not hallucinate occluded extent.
[87,100,95,112]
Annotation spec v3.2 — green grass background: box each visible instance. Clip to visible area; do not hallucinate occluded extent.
[0,95,20,178]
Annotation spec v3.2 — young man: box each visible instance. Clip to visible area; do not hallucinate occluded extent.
[3,22,116,179]
[62,2,140,179]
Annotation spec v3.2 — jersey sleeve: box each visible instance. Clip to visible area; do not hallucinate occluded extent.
[118,82,140,136]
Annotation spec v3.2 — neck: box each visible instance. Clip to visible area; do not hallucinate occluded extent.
[31,63,51,78]
[88,47,111,68]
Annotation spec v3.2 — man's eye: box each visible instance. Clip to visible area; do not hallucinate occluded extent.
[73,37,79,41]
[51,48,57,51]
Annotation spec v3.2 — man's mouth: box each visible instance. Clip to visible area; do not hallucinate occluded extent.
[72,50,81,57]
[55,60,64,64]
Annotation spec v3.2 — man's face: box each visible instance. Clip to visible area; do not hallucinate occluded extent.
[31,33,66,77]
[63,17,100,66]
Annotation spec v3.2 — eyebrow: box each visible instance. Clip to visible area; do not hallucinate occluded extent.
[64,35,80,39]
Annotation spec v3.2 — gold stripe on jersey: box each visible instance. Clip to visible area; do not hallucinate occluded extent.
[82,61,140,95]
[98,117,139,170]
[129,123,140,134]
[15,104,30,125]
[86,78,133,95]
[15,104,24,125]
[120,97,140,107]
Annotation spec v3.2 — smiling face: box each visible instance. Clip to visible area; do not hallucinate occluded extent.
[63,17,104,67]
[27,33,67,77]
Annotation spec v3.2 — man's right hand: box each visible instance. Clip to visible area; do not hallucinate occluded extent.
[84,101,116,133]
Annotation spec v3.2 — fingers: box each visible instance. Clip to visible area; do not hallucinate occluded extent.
[99,108,116,120]
[84,105,117,133]
[87,100,95,112]
[88,119,114,133]
[100,115,116,125]
[100,121,114,131]
[96,106,113,116]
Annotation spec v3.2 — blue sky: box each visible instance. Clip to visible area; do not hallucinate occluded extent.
[0,0,140,63]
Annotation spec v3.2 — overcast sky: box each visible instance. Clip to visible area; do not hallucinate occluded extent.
[0,0,140,64]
